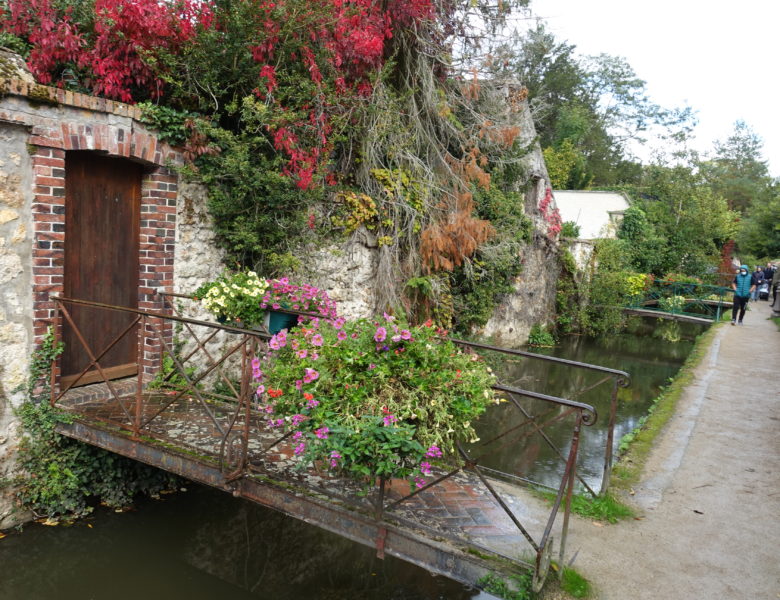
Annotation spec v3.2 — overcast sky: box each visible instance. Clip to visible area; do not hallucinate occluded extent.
[527,0,780,177]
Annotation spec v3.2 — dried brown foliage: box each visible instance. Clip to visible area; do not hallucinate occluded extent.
[420,192,495,272]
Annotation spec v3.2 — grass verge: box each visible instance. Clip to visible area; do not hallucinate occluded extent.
[531,489,634,524]
[610,321,722,492]
[772,316,780,331]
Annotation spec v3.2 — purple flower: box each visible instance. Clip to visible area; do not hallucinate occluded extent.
[306,398,320,409]
[295,379,303,390]
[329,450,341,468]
[374,326,387,342]
[420,461,432,476]
[297,349,308,359]
[337,330,347,341]
[269,336,281,350]
[294,442,306,456]
[400,329,412,340]
[292,431,304,441]
[392,334,401,343]
[291,414,306,427]
[333,317,346,330]
[315,426,330,439]
[311,333,324,347]
[383,312,395,322]
[291,339,300,350]
[368,363,376,370]
[255,384,266,397]
[383,413,398,427]
[414,476,426,488]
[426,445,443,458]
[303,368,319,383]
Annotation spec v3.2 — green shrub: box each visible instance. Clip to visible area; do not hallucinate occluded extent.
[561,221,581,238]
[527,324,555,347]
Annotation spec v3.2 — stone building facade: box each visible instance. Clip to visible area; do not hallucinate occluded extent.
[0,65,219,527]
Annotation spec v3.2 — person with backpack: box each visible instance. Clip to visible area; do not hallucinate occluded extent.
[731,265,755,325]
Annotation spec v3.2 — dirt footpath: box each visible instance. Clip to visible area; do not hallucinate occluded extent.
[566,300,780,599]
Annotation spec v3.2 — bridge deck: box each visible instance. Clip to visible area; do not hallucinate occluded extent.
[55,386,564,588]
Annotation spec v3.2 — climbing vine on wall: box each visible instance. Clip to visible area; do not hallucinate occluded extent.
[4,0,536,317]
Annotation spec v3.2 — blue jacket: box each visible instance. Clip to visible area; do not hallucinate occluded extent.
[733,265,753,298]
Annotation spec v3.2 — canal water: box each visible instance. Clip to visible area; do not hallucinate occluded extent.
[473,317,706,490]
[0,317,705,599]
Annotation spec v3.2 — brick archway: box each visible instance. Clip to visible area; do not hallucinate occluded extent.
[14,81,182,380]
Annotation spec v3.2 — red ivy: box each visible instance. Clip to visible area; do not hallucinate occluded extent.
[3,0,435,187]
[539,187,562,238]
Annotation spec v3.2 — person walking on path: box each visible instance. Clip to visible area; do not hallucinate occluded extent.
[731,264,755,325]
[750,266,764,301]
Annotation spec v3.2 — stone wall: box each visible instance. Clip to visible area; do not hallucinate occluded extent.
[294,228,379,320]
[0,122,35,529]
[174,180,225,296]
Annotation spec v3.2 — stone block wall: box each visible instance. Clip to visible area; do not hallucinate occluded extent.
[0,122,35,529]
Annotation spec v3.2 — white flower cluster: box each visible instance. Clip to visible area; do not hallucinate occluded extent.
[200,271,269,319]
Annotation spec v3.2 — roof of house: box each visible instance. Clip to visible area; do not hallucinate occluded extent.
[553,190,631,239]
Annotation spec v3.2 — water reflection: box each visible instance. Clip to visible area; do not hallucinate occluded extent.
[472,317,705,489]
[0,485,495,600]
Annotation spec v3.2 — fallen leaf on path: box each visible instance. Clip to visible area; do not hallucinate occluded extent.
[0,532,6,539]
[693,509,704,514]
[592,521,604,527]
[629,488,636,495]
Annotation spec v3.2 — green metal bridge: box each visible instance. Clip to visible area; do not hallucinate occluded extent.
[624,280,733,324]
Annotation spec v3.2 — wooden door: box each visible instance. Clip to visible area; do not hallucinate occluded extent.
[61,152,142,386]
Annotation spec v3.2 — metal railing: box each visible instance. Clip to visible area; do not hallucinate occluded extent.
[452,338,630,495]
[49,294,629,591]
[626,280,733,321]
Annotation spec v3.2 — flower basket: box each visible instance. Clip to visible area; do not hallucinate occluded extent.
[253,313,497,489]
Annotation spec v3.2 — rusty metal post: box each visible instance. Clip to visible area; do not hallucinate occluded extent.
[376,477,386,521]
[600,377,620,495]
[134,314,146,439]
[50,300,60,407]
[558,412,582,578]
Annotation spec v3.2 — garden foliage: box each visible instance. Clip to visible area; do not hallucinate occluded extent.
[1,0,536,319]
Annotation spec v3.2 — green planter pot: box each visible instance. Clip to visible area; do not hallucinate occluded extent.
[267,310,298,335]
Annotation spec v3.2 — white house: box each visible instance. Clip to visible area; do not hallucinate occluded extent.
[553,190,631,270]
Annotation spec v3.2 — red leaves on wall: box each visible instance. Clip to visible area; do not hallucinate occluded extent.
[2,0,435,187]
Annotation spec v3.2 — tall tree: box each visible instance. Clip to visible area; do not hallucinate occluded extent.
[701,120,774,213]
[508,22,693,189]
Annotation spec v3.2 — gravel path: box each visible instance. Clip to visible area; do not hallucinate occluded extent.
[564,300,780,599]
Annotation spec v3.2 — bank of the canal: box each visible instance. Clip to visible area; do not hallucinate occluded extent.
[564,300,780,599]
